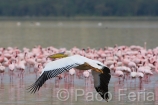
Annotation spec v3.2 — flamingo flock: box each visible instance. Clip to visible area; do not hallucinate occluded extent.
[0,44,157,86]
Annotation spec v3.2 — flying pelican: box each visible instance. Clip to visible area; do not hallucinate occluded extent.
[27,51,111,101]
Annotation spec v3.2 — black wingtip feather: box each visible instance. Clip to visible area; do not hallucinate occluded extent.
[27,63,80,94]
[27,72,48,94]
[95,86,109,101]
[95,66,111,101]
[27,83,37,94]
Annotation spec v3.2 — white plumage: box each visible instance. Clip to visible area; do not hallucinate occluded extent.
[41,55,104,74]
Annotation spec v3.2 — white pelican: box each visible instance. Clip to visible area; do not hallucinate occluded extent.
[27,51,111,101]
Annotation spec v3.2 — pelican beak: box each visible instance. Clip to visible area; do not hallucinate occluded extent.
[48,53,68,59]
[94,69,104,73]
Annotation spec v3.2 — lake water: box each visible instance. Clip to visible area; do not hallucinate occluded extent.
[1,70,158,105]
[0,19,158,105]
[0,19,158,49]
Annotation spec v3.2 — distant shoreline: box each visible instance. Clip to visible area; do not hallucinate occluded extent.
[0,16,158,21]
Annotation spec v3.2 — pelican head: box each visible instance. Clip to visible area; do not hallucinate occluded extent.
[48,51,72,59]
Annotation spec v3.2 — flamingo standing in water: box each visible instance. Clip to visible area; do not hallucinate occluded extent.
[83,70,90,86]
[8,61,15,80]
[68,68,75,81]
[136,72,144,89]
[0,53,4,63]
[130,67,137,87]
[114,70,124,84]
[0,63,5,80]
[16,59,26,79]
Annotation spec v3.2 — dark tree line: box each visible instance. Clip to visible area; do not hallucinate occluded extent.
[0,0,158,16]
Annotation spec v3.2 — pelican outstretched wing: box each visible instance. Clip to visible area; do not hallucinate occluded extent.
[27,56,82,93]
[27,55,108,95]
[92,67,111,101]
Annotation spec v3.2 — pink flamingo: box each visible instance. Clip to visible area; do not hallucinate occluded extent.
[114,70,124,84]
[16,59,26,79]
[136,72,144,89]
[83,70,90,86]
[0,63,5,80]
[129,68,137,87]
[0,53,4,63]
[8,61,15,80]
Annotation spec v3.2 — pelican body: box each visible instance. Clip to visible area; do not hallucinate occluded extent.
[28,52,111,101]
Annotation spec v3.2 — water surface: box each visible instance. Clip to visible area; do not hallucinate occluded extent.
[0,70,158,105]
[0,19,158,105]
[0,20,157,49]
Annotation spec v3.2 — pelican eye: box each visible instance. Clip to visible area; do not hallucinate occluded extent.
[97,63,101,66]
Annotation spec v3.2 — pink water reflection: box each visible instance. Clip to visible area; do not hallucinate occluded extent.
[0,72,156,105]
